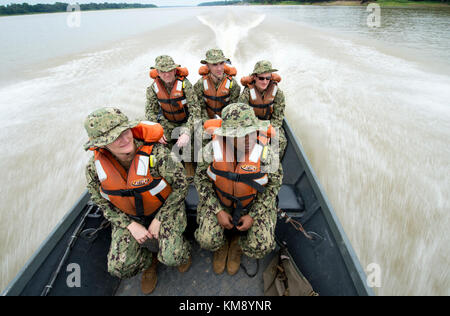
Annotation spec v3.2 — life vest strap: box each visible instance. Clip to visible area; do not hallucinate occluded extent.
[161,107,186,115]
[210,165,266,193]
[157,95,186,105]
[249,101,275,109]
[205,104,223,113]
[214,186,255,226]
[203,93,230,106]
[101,178,164,217]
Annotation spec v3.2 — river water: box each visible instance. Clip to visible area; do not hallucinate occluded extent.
[0,5,449,295]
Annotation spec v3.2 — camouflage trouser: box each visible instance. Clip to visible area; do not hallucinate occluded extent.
[194,204,277,259]
[278,127,287,159]
[107,208,191,279]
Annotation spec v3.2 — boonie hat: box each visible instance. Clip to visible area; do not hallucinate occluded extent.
[213,103,270,138]
[151,55,180,72]
[84,107,138,150]
[201,49,231,65]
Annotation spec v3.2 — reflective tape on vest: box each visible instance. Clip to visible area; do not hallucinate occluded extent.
[203,79,208,91]
[249,144,263,163]
[254,174,268,186]
[141,121,157,126]
[207,166,216,181]
[153,82,159,94]
[95,160,107,182]
[176,80,183,92]
[100,190,110,201]
[250,88,257,101]
[225,79,231,89]
[149,179,167,196]
[212,140,224,162]
[272,85,278,97]
[137,155,149,176]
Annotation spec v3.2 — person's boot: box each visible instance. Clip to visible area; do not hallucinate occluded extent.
[177,255,192,273]
[227,235,243,276]
[141,253,158,295]
[213,239,229,274]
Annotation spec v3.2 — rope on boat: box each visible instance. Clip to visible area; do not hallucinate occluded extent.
[277,209,314,240]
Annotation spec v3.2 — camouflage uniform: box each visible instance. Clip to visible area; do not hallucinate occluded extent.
[194,103,283,259]
[84,108,191,279]
[238,60,287,157]
[193,49,241,122]
[145,55,201,148]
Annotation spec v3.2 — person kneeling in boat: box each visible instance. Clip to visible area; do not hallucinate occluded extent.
[145,55,200,177]
[239,60,287,158]
[84,107,191,295]
[194,103,283,275]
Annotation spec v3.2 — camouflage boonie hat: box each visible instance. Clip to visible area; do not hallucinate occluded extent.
[214,103,270,138]
[252,60,278,75]
[83,107,138,150]
[151,55,180,72]
[200,49,230,64]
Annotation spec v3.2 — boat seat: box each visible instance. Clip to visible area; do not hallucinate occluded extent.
[185,184,303,214]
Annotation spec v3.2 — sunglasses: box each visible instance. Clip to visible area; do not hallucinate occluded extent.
[257,76,271,81]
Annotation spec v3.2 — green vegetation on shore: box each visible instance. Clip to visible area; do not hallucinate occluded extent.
[239,0,450,6]
[0,2,157,16]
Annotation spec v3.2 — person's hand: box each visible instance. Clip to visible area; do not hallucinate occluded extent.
[127,221,152,244]
[237,215,254,231]
[159,134,168,145]
[216,210,234,230]
[176,133,190,148]
[148,218,161,239]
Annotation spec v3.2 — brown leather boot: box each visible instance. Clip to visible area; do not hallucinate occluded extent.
[213,239,229,275]
[177,256,192,273]
[141,253,158,295]
[227,235,242,276]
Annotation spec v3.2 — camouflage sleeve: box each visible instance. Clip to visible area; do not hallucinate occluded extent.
[248,147,283,219]
[85,157,133,229]
[230,78,241,104]
[238,86,250,104]
[145,84,159,123]
[270,88,286,128]
[152,144,189,223]
[182,79,201,135]
[193,78,210,123]
[194,143,222,215]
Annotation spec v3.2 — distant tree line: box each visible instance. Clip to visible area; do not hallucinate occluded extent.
[239,0,450,3]
[198,1,242,6]
[0,2,157,16]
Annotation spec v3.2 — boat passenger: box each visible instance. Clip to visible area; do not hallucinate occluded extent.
[194,48,241,121]
[145,55,200,176]
[239,60,287,157]
[194,103,283,276]
[84,107,191,295]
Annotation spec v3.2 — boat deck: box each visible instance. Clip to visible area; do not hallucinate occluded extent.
[116,241,277,296]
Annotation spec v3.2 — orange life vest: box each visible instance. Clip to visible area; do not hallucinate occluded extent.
[91,122,172,217]
[204,119,271,219]
[150,67,190,123]
[199,65,237,119]
[240,73,282,120]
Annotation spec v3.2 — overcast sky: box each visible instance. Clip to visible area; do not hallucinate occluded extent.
[3,0,224,7]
